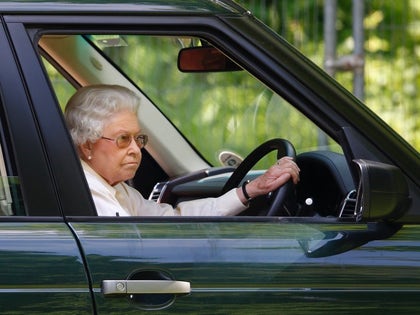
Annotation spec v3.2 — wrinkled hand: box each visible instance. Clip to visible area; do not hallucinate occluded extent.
[237,157,300,202]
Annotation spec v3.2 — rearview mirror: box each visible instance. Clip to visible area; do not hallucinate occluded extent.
[178,47,242,72]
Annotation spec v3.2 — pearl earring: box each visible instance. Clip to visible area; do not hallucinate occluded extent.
[88,155,92,160]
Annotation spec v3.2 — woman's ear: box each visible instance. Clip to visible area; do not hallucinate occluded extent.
[79,142,93,161]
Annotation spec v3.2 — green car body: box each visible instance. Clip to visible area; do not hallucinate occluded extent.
[0,1,418,314]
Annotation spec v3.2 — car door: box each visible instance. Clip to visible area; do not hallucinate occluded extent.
[68,218,420,314]
[0,19,94,313]
[5,8,420,315]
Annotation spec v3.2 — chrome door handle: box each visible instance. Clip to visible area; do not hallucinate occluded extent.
[102,280,191,296]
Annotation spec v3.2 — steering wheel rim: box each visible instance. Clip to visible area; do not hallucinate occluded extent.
[221,138,296,216]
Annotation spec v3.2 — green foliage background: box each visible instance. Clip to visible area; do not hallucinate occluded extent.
[46,0,419,156]
[241,0,419,151]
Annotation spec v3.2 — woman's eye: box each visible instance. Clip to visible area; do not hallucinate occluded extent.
[119,134,130,142]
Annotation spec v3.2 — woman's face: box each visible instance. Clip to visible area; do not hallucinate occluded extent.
[82,110,143,186]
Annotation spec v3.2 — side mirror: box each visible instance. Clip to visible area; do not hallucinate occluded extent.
[178,47,242,72]
[353,159,410,221]
[299,159,409,258]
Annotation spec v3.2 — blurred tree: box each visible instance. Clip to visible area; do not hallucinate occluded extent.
[240,0,419,150]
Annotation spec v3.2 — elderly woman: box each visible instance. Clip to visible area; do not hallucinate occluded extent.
[64,84,300,216]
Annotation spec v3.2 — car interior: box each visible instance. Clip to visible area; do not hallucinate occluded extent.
[35,32,401,223]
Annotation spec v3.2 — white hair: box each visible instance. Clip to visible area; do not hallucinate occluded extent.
[64,84,140,145]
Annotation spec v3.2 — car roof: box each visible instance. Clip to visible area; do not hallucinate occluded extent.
[0,0,246,15]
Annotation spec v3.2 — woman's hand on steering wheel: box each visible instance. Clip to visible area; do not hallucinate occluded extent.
[222,138,300,216]
[241,156,300,200]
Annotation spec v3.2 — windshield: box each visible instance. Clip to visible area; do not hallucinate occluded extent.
[91,35,340,166]
[52,34,341,167]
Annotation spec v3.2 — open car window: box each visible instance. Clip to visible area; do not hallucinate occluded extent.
[0,108,24,216]
[42,34,342,165]
[0,144,16,216]
[40,33,387,222]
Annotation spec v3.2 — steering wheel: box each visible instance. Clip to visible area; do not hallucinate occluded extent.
[221,138,296,216]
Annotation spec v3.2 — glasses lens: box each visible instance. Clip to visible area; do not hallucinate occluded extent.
[135,134,148,148]
[115,134,131,148]
[113,134,148,148]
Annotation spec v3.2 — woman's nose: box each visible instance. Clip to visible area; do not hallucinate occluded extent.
[127,137,142,154]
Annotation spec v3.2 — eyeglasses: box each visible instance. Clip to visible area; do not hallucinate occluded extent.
[101,134,148,149]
